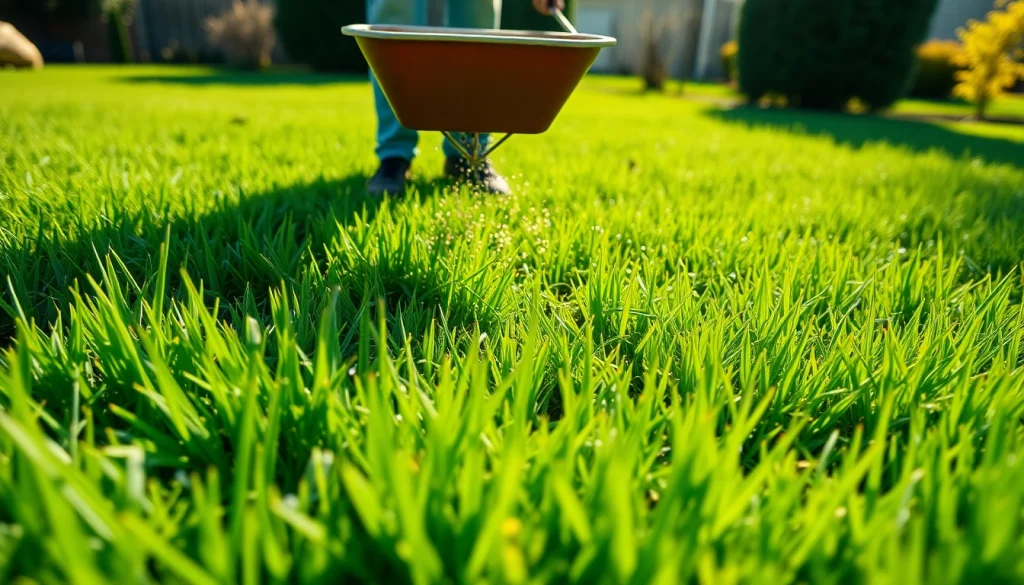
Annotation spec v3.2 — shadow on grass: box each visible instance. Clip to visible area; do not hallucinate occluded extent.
[705,105,1024,168]
[0,172,448,345]
[119,68,368,87]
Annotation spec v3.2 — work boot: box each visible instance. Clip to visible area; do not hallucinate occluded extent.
[443,156,511,195]
[367,157,411,196]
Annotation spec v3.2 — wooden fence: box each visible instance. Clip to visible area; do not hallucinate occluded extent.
[134,0,288,63]
[578,0,741,80]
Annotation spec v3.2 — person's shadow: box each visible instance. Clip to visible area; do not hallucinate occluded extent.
[705,105,1024,168]
[0,172,446,345]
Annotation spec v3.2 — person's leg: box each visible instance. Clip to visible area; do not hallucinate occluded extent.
[441,0,501,159]
[445,0,500,29]
[367,0,427,162]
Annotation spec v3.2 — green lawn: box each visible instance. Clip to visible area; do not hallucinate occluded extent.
[2,65,1024,584]
[892,94,1024,120]
[624,75,1024,132]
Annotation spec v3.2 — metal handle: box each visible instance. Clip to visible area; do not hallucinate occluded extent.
[549,3,577,35]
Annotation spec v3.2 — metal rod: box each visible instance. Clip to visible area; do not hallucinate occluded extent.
[442,131,515,168]
[551,7,577,35]
[441,131,474,161]
[482,133,514,158]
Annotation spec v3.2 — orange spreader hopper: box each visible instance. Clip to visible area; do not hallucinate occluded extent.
[342,14,615,165]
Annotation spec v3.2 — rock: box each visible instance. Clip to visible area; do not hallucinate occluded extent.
[0,22,44,69]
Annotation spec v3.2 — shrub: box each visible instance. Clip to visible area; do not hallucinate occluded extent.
[953,0,1024,120]
[720,40,738,84]
[910,41,964,98]
[737,0,939,111]
[206,0,276,70]
[619,7,683,92]
[613,5,691,90]
[638,9,673,91]
[274,0,366,73]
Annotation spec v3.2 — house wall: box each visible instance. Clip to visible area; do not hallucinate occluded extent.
[576,5,618,71]
[575,0,706,77]
[928,0,993,40]
[575,0,739,78]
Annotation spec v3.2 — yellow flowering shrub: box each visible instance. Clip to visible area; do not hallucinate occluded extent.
[953,0,1024,119]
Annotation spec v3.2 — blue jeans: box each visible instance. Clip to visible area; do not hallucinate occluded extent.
[367,0,500,162]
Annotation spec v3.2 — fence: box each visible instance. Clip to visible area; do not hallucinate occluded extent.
[696,0,740,79]
[928,0,992,40]
[577,0,741,80]
[610,0,703,79]
[134,0,287,63]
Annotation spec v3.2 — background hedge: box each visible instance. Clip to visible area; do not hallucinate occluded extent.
[737,0,940,111]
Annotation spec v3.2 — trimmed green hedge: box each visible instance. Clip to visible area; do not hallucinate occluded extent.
[737,0,939,111]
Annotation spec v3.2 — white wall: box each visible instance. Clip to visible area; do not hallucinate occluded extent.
[576,7,618,72]
[928,0,992,40]
[577,0,740,79]
[577,0,704,76]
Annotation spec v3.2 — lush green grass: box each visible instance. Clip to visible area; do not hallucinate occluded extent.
[612,74,1024,126]
[595,75,1024,144]
[2,65,1024,584]
[892,94,1024,120]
